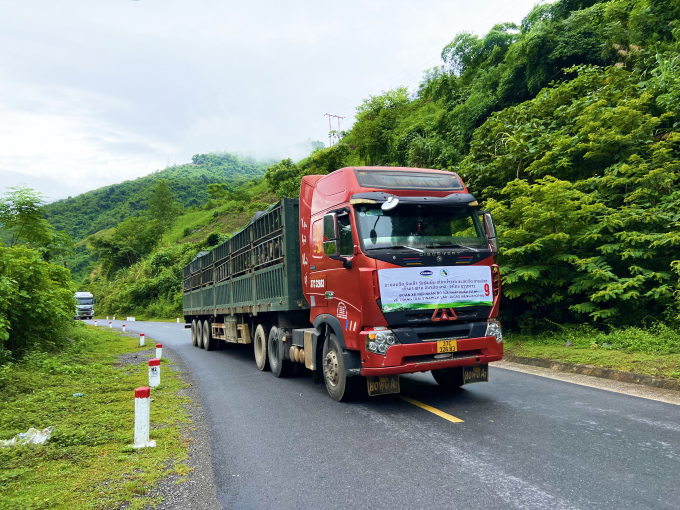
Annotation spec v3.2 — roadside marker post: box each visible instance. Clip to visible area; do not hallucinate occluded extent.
[109,321,112,329]
[122,324,126,332]
[107,316,109,320]
[148,358,161,388]
[176,317,180,323]
[139,333,145,346]
[94,320,97,326]
[132,387,156,448]
[113,316,116,321]
[156,343,162,359]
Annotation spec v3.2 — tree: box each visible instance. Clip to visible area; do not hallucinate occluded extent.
[0,185,74,263]
[0,185,52,248]
[148,179,180,240]
[88,216,161,276]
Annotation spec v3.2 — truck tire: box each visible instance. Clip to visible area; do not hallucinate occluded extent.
[254,324,270,371]
[191,319,198,346]
[202,319,214,350]
[197,320,204,349]
[431,367,465,389]
[268,326,293,377]
[322,333,362,402]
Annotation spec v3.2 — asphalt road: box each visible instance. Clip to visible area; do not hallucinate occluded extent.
[88,320,680,510]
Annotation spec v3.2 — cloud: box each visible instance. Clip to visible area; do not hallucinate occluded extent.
[0,0,540,200]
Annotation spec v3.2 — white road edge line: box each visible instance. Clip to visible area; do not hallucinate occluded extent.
[492,360,680,406]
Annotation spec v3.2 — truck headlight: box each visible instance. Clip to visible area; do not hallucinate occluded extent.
[366,330,399,355]
[486,321,502,343]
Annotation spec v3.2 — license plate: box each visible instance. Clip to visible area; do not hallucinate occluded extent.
[367,375,400,396]
[436,340,458,353]
[463,364,489,384]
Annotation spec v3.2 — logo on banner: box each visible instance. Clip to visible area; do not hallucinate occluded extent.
[420,270,433,278]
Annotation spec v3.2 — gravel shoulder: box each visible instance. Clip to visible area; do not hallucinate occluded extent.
[144,346,220,510]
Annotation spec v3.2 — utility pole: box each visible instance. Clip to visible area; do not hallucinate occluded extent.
[324,113,345,147]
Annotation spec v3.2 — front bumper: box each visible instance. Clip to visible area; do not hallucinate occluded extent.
[360,335,502,376]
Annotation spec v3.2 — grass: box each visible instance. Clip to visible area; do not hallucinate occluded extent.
[0,324,191,509]
[504,323,680,381]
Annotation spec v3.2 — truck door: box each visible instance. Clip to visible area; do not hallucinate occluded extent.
[322,208,361,351]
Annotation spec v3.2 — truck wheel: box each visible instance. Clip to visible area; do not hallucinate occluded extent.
[197,320,204,349]
[268,326,292,377]
[254,324,270,371]
[202,319,214,350]
[322,333,360,402]
[431,367,465,389]
[191,319,198,346]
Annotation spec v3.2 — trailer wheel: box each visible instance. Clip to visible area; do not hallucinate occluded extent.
[431,367,465,389]
[322,333,361,402]
[191,319,198,346]
[268,326,293,377]
[196,320,204,349]
[202,319,214,350]
[254,324,270,371]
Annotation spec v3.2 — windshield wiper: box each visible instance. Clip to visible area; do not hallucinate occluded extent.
[426,243,484,252]
[367,245,424,254]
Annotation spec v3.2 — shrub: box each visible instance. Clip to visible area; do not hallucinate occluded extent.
[0,245,75,358]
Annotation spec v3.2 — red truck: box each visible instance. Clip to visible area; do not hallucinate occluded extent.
[183,166,502,401]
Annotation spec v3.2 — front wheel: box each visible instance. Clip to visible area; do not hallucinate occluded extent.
[431,367,464,389]
[322,333,362,402]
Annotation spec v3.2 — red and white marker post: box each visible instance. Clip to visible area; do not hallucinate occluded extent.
[109,321,112,329]
[148,358,161,387]
[94,320,97,327]
[122,324,126,333]
[155,343,162,359]
[133,387,156,448]
[139,333,145,347]
[176,317,180,323]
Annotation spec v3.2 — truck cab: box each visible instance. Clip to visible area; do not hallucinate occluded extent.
[299,167,502,399]
[74,291,95,320]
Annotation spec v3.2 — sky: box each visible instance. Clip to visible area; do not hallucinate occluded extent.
[0,0,543,202]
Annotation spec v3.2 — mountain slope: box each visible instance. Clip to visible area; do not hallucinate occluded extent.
[44,152,272,242]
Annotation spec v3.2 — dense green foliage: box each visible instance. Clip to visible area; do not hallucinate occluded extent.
[264,0,680,330]
[0,245,75,361]
[0,187,76,360]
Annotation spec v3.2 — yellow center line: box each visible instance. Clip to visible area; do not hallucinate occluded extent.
[399,395,464,423]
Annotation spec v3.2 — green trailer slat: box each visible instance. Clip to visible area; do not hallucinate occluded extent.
[182,198,308,317]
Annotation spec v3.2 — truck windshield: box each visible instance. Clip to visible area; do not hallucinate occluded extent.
[355,204,486,252]
[77,298,94,305]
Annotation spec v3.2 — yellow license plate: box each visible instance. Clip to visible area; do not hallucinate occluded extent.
[437,340,458,353]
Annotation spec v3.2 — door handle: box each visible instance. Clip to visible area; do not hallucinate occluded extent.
[324,291,334,299]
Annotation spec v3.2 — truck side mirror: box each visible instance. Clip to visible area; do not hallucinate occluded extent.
[479,211,498,255]
[323,213,339,257]
[322,212,352,268]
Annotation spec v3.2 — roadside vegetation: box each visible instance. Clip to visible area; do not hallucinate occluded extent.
[0,324,191,509]
[28,0,680,377]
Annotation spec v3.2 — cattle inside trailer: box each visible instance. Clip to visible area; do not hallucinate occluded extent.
[183,198,310,370]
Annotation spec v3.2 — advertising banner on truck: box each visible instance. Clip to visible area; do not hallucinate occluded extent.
[378,266,493,312]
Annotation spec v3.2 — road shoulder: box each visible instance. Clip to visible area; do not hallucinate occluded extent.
[493,360,680,406]
[144,346,220,510]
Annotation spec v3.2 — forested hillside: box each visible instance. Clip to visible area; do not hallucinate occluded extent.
[265,0,680,330]
[54,0,680,336]
[44,152,270,242]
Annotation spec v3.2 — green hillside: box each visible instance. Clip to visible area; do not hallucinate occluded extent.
[44,152,271,242]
